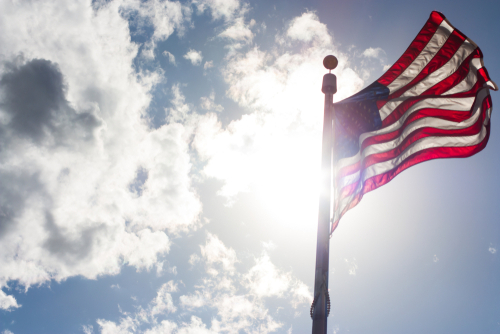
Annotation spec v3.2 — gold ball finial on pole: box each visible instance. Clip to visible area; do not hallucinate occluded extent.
[323,55,338,72]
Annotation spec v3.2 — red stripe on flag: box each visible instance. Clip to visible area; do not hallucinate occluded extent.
[339,103,488,200]
[332,124,490,233]
[363,119,486,169]
[381,54,482,128]
[364,97,489,169]
[478,68,490,84]
[337,161,360,179]
[423,50,480,96]
[335,89,483,180]
[383,30,466,102]
[360,107,474,152]
[377,11,445,87]
[362,125,490,195]
[337,96,491,201]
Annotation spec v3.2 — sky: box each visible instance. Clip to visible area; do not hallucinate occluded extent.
[0,0,499,333]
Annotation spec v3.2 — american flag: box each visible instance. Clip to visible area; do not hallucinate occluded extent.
[331,11,497,233]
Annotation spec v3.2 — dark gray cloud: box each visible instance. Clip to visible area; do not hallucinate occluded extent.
[0,171,45,238]
[0,58,105,257]
[0,58,101,146]
[43,211,108,263]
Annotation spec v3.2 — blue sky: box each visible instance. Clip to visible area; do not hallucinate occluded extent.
[0,0,499,333]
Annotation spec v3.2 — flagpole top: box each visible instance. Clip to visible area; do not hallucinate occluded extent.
[323,55,338,72]
[322,56,337,94]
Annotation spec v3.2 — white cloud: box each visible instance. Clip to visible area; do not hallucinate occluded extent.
[146,0,190,41]
[433,254,439,263]
[97,316,138,334]
[82,324,94,334]
[183,49,203,66]
[2,330,15,334]
[97,233,310,334]
[204,60,214,70]
[262,240,276,251]
[192,0,240,21]
[125,1,189,40]
[286,12,331,46]
[111,284,121,289]
[155,261,177,277]
[166,83,192,122]
[98,281,179,333]
[361,47,388,71]
[489,246,497,254]
[0,0,202,308]
[218,17,253,44]
[362,47,385,59]
[150,281,178,316]
[243,254,291,298]
[143,320,177,334]
[290,281,313,309]
[180,291,207,309]
[188,253,201,266]
[0,290,19,311]
[121,0,191,59]
[200,91,224,112]
[345,258,358,275]
[200,233,238,274]
[163,51,177,66]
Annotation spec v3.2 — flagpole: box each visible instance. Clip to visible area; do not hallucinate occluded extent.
[312,55,337,334]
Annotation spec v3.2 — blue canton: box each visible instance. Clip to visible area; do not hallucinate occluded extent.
[333,82,390,161]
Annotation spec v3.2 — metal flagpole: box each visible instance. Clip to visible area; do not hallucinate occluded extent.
[311,55,337,334]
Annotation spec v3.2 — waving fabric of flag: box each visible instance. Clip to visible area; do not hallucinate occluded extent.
[331,11,497,233]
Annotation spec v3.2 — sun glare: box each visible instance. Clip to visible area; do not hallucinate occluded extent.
[252,124,322,234]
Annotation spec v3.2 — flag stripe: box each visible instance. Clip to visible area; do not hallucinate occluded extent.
[360,96,476,152]
[337,89,489,183]
[381,29,466,107]
[378,12,445,86]
[337,91,480,176]
[444,57,482,95]
[379,81,483,130]
[338,94,490,199]
[362,103,487,170]
[336,114,490,217]
[335,126,490,223]
[379,39,477,123]
[386,19,454,94]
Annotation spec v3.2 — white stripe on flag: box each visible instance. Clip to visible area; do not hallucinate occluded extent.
[445,57,482,95]
[337,88,490,183]
[337,170,361,189]
[387,20,454,94]
[380,40,477,120]
[336,111,490,215]
[365,116,488,182]
[362,89,487,157]
[360,96,476,144]
[336,95,477,173]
